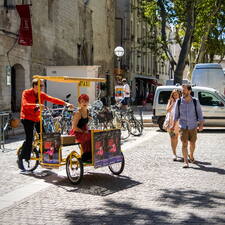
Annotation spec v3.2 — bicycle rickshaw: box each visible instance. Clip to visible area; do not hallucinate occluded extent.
[17,75,125,184]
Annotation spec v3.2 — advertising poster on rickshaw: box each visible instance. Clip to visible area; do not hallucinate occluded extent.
[93,129,122,168]
[42,133,61,164]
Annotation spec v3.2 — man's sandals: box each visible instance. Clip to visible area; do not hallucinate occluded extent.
[188,155,195,163]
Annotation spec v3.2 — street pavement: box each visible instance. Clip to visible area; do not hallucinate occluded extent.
[0,127,225,224]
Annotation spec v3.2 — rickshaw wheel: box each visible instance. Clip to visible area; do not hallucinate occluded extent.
[17,145,39,172]
[108,152,125,175]
[66,154,83,185]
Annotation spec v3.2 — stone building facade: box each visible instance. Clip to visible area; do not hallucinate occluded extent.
[115,0,171,105]
[0,0,115,111]
[87,0,116,98]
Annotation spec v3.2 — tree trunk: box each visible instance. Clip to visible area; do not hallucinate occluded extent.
[174,1,195,85]
[195,22,213,63]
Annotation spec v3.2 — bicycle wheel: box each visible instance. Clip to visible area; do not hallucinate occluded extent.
[120,119,130,140]
[17,145,39,172]
[129,119,143,136]
[108,152,125,175]
[66,153,83,184]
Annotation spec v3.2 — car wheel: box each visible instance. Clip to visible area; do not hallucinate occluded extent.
[158,117,166,131]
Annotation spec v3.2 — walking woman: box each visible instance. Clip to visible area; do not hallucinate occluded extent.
[70,94,92,162]
[166,89,181,161]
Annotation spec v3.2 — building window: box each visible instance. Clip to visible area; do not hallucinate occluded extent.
[4,0,16,9]
[77,44,81,65]
[21,0,31,4]
[136,65,139,72]
[48,0,54,22]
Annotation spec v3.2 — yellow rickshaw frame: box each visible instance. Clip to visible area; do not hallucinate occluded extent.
[33,75,106,168]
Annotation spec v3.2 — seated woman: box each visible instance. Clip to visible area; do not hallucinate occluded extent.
[70,94,92,162]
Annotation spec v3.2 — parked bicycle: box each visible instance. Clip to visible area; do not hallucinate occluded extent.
[1,112,20,139]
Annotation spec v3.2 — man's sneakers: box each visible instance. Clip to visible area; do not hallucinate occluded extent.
[17,157,25,170]
[17,157,30,172]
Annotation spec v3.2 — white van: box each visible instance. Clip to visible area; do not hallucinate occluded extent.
[166,79,189,85]
[192,63,225,95]
[152,85,225,130]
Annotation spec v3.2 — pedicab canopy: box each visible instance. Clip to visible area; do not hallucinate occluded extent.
[32,75,106,83]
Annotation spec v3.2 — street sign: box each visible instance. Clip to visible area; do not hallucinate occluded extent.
[79,81,90,87]
[6,65,11,86]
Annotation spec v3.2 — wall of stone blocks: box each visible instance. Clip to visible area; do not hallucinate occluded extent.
[0,0,116,111]
[88,0,116,96]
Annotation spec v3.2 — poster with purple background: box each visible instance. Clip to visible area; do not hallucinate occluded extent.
[93,129,122,168]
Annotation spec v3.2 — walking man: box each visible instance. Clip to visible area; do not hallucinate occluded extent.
[19,78,73,171]
[172,84,204,168]
[121,78,130,109]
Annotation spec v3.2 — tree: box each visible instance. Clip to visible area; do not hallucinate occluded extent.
[141,0,225,84]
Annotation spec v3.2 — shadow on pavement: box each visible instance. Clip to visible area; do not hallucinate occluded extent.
[58,172,141,196]
[20,169,60,181]
[200,128,225,133]
[5,134,25,144]
[20,170,141,197]
[192,160,212,166]
[65,199,225,225]
[156,129,166,133]
[192,163,225,175]
[158,189,225,209]
[65,199,171,225]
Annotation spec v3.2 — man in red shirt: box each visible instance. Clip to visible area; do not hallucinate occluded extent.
[18,78,73,171]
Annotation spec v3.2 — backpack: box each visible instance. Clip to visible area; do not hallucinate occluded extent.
[177,98,198,120]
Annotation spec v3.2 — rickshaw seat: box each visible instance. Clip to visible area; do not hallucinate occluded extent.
[61,135,80,146]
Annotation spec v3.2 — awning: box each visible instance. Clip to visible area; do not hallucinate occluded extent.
[149,79,162,86]
[135,74,157,80]
[135,75,162,86]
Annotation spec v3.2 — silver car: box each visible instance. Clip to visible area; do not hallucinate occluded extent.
[152,85,225,130]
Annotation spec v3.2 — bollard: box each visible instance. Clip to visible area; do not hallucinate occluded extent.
[139,106,144,127]
[0,112,10,151]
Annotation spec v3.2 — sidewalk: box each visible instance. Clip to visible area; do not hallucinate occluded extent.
[133,107,156,127]
[1,125,225,224]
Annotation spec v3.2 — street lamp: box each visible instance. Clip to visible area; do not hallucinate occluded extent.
[114,46,125,103]
[114,46,124,76]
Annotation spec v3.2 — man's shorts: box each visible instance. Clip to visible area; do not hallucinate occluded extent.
[179,128,197,143]
[121,97,130,105]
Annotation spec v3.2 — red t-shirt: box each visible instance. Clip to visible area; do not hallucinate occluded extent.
[20,88,65,122]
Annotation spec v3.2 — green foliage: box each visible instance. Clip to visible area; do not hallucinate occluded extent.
[140,0,225,65]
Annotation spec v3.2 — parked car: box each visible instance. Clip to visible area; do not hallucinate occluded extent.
[152,85,225,130]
